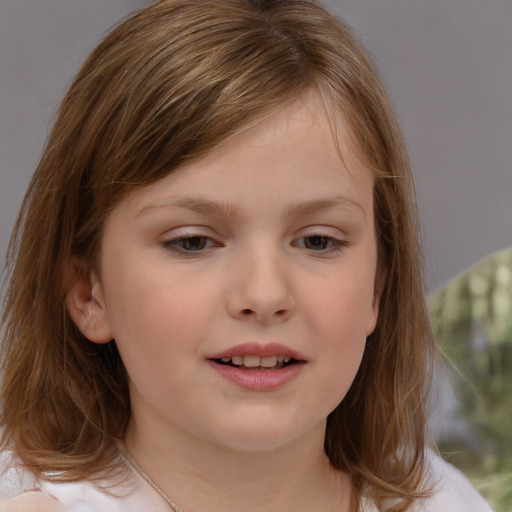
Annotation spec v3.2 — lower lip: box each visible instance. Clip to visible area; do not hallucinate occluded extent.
[207,361,305,391]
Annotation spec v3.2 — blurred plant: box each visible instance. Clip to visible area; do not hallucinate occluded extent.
[430,247,512,511]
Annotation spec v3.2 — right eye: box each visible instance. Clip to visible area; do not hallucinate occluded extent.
[163,235,217,253]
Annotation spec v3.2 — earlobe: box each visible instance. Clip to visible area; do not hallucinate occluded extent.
[65,260,113,344]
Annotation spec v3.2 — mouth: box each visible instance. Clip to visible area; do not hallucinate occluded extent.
[207,343,306,390]
[211,355,298,371]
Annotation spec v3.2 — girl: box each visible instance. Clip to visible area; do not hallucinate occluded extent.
[0,1,493,511]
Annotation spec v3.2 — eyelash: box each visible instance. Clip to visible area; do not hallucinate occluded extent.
[293,234,347,253]
[162,234,347,255]
[163,235,218,253]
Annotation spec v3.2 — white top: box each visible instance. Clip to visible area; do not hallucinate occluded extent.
[0,450,493,511]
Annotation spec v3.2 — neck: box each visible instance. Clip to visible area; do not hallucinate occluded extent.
[123,418,351,512]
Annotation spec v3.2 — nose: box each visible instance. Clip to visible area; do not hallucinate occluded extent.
[226,246,295,324]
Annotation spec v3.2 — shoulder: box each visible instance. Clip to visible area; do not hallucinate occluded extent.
[0,449,169,512]
[0,451,62,510]
[0,450,109,511]
[417,451,493,512]
[361,451,494,512]
[0,450,38,502]
[0,492,64,512]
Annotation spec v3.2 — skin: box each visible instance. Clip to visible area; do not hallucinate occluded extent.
[0,493,64,512]
[65,91,383,512]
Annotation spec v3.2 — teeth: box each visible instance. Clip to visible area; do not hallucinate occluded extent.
[260,355,278,368]
[219,355,292,368]
[243,355,260,368]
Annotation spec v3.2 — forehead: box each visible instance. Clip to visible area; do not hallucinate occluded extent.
[112,91,374,220]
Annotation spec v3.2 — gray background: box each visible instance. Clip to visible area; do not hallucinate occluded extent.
[1,0,511,291]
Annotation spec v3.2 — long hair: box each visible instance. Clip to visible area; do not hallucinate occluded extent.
[1,1,437,510]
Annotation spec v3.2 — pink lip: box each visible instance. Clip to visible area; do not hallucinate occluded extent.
[207,342,306,392]
[208,342,306,360]
[207,360,306,391]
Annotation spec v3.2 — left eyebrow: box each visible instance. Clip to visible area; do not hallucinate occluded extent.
[284,197,366,219]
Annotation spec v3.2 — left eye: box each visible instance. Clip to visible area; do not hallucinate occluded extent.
[164,236,216,252]
[295,235,344,252]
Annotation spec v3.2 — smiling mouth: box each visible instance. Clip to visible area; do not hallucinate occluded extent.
[212,355,298,370]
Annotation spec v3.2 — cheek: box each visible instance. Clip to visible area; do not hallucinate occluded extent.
[302,275,374,401]
[103,270,219,411]
[101,261,218,364]
[307,276,375,343]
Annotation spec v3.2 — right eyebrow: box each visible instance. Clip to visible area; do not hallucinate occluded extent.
[136,197,242,219]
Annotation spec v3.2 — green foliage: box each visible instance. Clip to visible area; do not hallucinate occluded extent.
[430,248,512,512]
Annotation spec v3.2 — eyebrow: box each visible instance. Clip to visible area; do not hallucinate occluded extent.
[284,197,366,219]
[137,196,365,219]
[137,198,242,218]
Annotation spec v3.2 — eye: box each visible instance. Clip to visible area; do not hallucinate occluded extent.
[163,235,217,253]
[294,235,346,253]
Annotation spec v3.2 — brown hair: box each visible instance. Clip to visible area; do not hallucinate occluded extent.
[1,1,437,510]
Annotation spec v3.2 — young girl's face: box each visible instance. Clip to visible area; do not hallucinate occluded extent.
[76,91,382,453]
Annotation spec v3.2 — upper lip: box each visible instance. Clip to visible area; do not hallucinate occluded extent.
[208,342,306,361]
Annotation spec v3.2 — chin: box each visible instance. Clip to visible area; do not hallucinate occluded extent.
[203,414,325,454]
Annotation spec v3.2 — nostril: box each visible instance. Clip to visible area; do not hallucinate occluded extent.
[239,308,289,318]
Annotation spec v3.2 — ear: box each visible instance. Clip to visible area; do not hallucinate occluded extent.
[65,259,113,344]
[365,265,387,337]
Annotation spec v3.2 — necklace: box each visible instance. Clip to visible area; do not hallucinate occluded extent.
[118,443,185,512]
